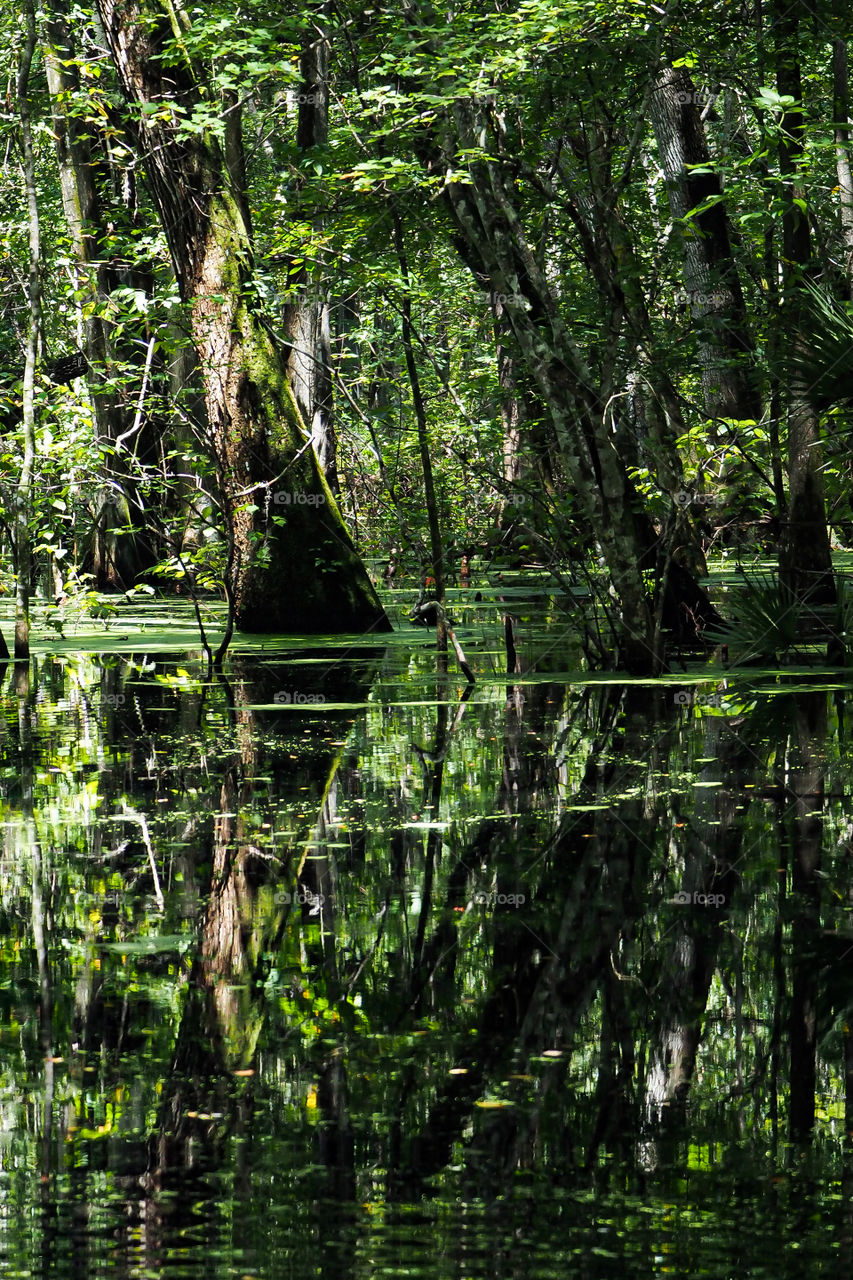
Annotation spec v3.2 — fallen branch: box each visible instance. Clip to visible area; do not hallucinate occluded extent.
[410,600,475,684]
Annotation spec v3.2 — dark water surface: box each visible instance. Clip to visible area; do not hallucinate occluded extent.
[1,586,853,1276]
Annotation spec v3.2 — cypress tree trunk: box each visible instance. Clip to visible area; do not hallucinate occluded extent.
[649,65,761,426]
[94,0,390,634]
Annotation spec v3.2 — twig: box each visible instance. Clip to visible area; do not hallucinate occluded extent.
[119,801,165,912]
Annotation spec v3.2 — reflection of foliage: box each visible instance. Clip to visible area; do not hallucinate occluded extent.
[3,632,853,1268]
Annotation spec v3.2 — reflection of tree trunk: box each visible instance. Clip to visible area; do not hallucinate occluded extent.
[643,711,749,1157]
[301,784,357,1200]
[769,806,786,1148]
[585,965,635,1168]
[788,695,825,1141]
[388,685,655,1197]
[843,1025,853,1270]
[644,927,715,1124]
[411,689,450,986]
[316,1046,356,1200]
[142,660,378,1227]
[21,688,55,1237]
[201,761,265,1066]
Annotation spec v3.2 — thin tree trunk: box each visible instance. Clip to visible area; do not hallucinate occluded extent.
[281,14,339,493]
[787,697,825,1141]
[15,0,41,662]
[394,217,447,653]
[833,38,853,278]
[492,292,554,498]
[43,0,159,586]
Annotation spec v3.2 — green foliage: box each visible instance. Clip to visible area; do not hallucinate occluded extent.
[786,280,853,415]
[712,568,803,664]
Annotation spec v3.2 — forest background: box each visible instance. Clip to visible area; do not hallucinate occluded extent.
[1,0,852,673]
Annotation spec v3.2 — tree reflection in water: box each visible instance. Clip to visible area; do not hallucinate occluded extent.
[0,634,851,1276]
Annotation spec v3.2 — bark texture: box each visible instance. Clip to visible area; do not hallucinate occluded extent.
[649,66,760,425]
[440,101,722,670]
[281,18,339,493]
[94,0,389,633]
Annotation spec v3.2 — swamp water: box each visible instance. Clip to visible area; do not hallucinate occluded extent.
[0,583,851,1277]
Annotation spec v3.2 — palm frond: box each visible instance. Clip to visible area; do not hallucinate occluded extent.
[786,280,853,415]
[706,568,802,664]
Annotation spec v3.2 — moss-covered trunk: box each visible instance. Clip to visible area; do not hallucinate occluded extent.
[94,0,390,634]
[188,190,388,631]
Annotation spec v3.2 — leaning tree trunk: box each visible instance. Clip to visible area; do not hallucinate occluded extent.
[440,134,651,668]
[94,0,389,634]
[649,66,761,428]
[441,102,725,670]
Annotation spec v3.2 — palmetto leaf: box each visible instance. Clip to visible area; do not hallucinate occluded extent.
[786,280,853,415]
[706,568,803,663]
